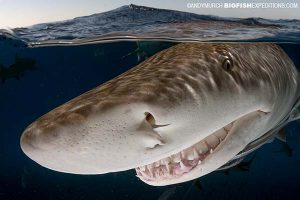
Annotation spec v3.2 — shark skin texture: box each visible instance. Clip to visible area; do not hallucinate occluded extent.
[20,43,299,186]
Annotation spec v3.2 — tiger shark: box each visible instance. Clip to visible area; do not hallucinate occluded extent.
[20,43,300,186]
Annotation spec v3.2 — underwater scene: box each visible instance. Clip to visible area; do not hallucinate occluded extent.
[1,4,300,200]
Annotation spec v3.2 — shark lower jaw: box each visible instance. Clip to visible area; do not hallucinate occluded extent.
[135,110,268,186]
[135,121,234,184]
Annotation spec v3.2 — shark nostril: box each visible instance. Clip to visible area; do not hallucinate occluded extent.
[145,112,156,127]
[144,112,170,129]
[139,112,166,149]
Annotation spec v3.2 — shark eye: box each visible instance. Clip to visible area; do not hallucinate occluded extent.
[145,112,156,127]
[222,58,233,71]
[221,51,234,71]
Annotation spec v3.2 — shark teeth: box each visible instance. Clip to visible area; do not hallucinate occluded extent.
[136,120,235,182]
[165,163,171,173]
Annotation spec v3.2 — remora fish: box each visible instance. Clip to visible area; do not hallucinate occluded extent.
[20,43,300,186]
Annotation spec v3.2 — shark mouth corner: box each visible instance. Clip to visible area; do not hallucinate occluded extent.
[135,122,232,185]
[135,110,269,186]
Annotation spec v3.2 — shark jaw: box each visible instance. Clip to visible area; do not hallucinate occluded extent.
[136,121,232,183]
[135,109,270,186]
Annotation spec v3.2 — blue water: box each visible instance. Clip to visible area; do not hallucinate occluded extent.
[1,4,300,200]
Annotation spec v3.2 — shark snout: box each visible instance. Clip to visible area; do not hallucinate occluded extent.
[20,129,37,156]
[20,123,64,161]
[20,103,173,174]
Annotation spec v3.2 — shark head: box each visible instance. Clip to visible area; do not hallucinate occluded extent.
[20,43,298,186]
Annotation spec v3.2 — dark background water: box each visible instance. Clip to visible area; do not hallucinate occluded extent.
[0,41,300,200]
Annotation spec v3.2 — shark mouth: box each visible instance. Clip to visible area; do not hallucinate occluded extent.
[135,120,235,182]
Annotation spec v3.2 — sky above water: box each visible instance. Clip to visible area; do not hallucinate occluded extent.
[0,0,299,28]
